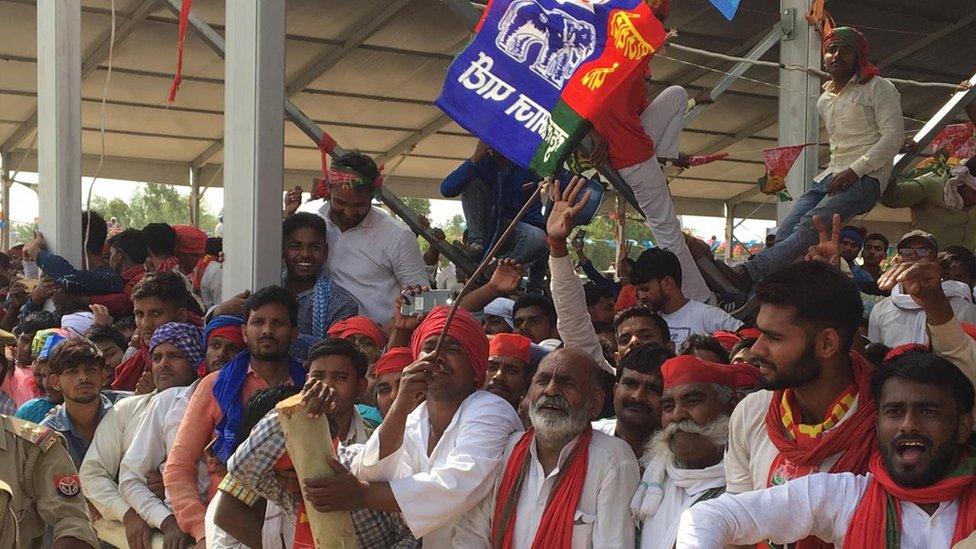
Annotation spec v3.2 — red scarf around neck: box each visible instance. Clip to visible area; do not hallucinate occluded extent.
[763,352,878,549]
[845,451,976,548]
[491,428,592,549]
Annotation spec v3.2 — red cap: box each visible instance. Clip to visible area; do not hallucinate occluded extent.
[328,316,388,348]
[488,333,532,364]
[374,347,413,377]
[662,355,762,390]
[173,225,206,255]
[883,343,930,363]
[737,327,761,340]
[712,331,742,352]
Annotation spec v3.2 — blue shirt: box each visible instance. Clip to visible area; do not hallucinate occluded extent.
[36,250,124,295]
[40,390,131,466]
[13,397,56,424]
[441,158,548,230]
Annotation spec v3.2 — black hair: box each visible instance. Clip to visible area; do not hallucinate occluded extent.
[107,229,149,265]
[730,337,757,359]
[0,252,10,270]
[244,285,299,327]
[863,342,890,370]
[86,324,128,351]
[333,151,380,188]
[620,257,636,272]
[48,338,105,375]
[306,337,368,379]
[678,333,730,364]
[583,283,614,308]
[756,261,862,352]
[613,306,670,344]
[283,212,329,243]
[513,294,557,327]
[142,223,177,257]
[870,350,975,415]
[82,211,109,255]
[865,233,889,249]
[131,271,192,310]
[241,385,301,437]
[205,237,223,257]
[616,342,674,381]
[632,247,682,287]
[940,246,976,281]
[14,311,59,337]
[114,315,136,332]
[592,321,615,338]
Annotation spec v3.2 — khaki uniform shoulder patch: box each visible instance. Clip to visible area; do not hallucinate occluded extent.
[6,416,59,453]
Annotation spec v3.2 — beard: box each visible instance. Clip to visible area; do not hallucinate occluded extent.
[641,414,731,468]
[757,339,821,390]
[528,394,591,447]
[249,338,290,362]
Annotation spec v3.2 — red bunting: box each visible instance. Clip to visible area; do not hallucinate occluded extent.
[929,123,976,159]
[758,143,816,196]
[313,133,337,199]
[168,0,193,104]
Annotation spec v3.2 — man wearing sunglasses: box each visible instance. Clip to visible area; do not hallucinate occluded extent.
[867,230,976,347]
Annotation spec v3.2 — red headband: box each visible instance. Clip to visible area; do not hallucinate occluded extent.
[208,325,244,346]
[488,333,532,364]
[327,316,388,349]
[374,347,413,377]
[662,355,761,390]
[411,306,489,387]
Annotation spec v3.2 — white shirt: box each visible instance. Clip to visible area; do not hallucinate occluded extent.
[200,261,223,310]
[724,390,861,494]
[816,75,904,189]
[454,429,640,548]
[868,292,976,348]
[549,255,614,373]
[352,390,522,546]
[79,392,156,522]
[640,461,725,549]
[119,382,210,529]
[591,417,617,437]
[661,300,743,347]
[297,200,429,324]
[677,472,959,548]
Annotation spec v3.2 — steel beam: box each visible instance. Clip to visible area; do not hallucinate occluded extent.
[0,152,9,250]
[160,0,478,276]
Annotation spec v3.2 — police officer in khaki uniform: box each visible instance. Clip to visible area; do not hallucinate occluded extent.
[0,413,98,548]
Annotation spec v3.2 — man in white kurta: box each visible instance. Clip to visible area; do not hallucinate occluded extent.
[677,351,976,548]
[453,348,639,548]
[632,355,760,549]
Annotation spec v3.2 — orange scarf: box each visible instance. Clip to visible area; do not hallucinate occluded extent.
[844,451,976,548]
[491,429,592,549]
[763,352,878,549]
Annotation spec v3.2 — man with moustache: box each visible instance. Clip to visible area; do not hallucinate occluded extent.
[453,348,640,548]
[678,351,976,548]
[631,355,760,549]
[200,315,246,374]
[484,333,536,410]
[725,261,877,549]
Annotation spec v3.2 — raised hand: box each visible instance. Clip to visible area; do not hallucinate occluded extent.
[299,378,336,418]
[546,176,592,243]
[877,256,943,298]
[487,258,524,295]
[804,214,842,268]
[284,186,303,216]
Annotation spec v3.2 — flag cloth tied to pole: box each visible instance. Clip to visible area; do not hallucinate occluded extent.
[929,123,976,160]
[757,143,816,202]
[436,0,666,177]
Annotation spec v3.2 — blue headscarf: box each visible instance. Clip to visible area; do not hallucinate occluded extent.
[149,322,205,367]
[211,349,306,463]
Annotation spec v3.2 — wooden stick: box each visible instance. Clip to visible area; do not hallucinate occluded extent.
[431,179,549,359]
[277,394,359,548]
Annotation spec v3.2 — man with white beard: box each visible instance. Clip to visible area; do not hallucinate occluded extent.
[632,354,761,548]
[454,348,640,548]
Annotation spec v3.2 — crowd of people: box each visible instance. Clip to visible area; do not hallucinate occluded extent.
[4,7,976,549]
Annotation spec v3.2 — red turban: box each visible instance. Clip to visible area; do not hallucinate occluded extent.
[662,355,761,390]
[488,333,532,364]
[822,27,880,83]
[375,347,413,377]
[173,225,206,255]
[328,316,388,348]
[411,306,488,387]
[712,331,742,352]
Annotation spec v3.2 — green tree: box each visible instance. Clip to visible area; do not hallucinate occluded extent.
[89,184,218,233]
[402,198,431,219]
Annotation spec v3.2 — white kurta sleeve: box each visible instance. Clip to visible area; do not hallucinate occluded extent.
[549,254,613,372]
[675,473,865,548]
[351,422,411,481]
[79,406,131,522]
[592,448,640,548]
[929,316,976,395]
[723,394,756,494]
[450,486,495,549]
[389,399,521,538]
[119,398,174,528]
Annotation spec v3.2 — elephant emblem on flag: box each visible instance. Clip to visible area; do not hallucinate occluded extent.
[496,0,597,89]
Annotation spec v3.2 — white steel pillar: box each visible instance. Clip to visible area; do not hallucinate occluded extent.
[1,152,9,251]
[189,166,201,228]
[36,0,83,266]
[222,0,285,295]
[777,1,821,223]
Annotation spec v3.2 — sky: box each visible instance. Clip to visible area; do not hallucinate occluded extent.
[6,172,776,246]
